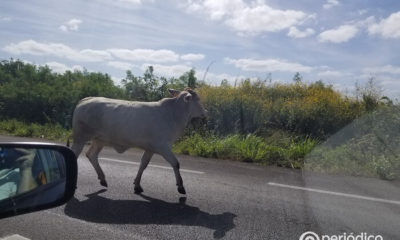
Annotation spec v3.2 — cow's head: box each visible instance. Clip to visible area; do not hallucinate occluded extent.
[169,88,208,119]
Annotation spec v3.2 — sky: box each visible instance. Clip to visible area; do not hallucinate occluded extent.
[1,0,400,97]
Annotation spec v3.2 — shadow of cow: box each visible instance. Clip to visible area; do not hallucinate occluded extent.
[64,190,237,239]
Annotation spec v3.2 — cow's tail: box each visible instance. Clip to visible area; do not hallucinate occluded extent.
[66,133,73,147]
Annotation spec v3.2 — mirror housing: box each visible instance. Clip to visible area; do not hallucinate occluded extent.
[0,142,77,219]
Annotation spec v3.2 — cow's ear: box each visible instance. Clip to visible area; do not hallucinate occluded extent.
[168,89,180,97]
[184,93,192,102]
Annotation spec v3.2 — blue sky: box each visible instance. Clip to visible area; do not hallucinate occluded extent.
[1,0,400,97]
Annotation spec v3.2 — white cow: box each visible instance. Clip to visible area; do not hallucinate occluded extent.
[70,89,207,194]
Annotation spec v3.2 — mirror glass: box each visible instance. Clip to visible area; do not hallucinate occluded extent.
[0,147,67,212]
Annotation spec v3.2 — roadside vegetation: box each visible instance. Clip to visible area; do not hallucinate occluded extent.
[173,132,317,169]
[306,104,400,180]
[0,59,398,180]
[0,119,70,141]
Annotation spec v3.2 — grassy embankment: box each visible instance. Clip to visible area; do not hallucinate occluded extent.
[1,73,398,180]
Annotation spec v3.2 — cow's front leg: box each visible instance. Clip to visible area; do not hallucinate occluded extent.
[134,150,153,194]
[160,150,186,195]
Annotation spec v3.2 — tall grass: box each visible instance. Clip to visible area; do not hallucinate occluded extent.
[198,80,365,139]
[173,132,318,168]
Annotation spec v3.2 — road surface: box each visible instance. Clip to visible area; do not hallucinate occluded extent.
[1,135,400,239]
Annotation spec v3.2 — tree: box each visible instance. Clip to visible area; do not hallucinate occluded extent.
[187,69,197,89]
[178,69,197,89]
[122,66,169,101]
[122,70,147,101]
[0,59,124,127]
[293,72,302,83]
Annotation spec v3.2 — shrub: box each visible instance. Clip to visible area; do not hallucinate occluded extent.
[197,81,364,139]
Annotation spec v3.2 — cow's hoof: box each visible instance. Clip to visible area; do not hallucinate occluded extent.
[100,180,108,187]
[177,186,186,195]
[134,186,143,194]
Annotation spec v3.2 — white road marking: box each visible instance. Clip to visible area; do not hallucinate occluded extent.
[98,157,205,175]
[0,234,31,240]
[268,182,400,205]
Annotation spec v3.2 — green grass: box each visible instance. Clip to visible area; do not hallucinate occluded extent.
[0,119,71,142]
[174,129,400,180]
[173,132,318,168]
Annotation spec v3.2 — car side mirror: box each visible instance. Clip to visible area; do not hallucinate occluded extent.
[0,143,77,219]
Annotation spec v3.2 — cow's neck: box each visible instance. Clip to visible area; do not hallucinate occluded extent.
[171,99,191,140]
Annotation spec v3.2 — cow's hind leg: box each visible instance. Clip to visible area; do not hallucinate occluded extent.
[160,150,186,195]
[71,138,86,158]
[133,150,153,194]
[86,141,107,187]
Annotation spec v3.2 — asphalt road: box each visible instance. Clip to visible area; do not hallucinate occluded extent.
[1,135,400,240]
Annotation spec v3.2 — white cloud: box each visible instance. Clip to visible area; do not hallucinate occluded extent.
[185,0,245,20]
[317,70,344,79]
[358,9,368,16]
[107,61,135,70]
[59,25,68,32]
[368,11,400,39]
[45,61,83,74]
[3,40,112,62]
[117,0,154,4]
[225,5,307,34]
[140,63,192,77]
[181,53,205,61]
[323,0,339,10]
[363,65,400,75]
[59,18,82,32]
[287,27,315,38]
[225,57,313,73]
[318,24,358,43]
[137,62,249,85]
[79,49,113,61]
[110,0,154,9]
[118,0,142,4]
[20,59,33,65]
[2,40,199,66]
[111,76,123,85]
[201,71,250,85]
[111,75,124,86]
[356,16,376,28]
[0,16,11,21]
[137,62,242,85]
[185,0,312,35]
[108,48,179,63]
